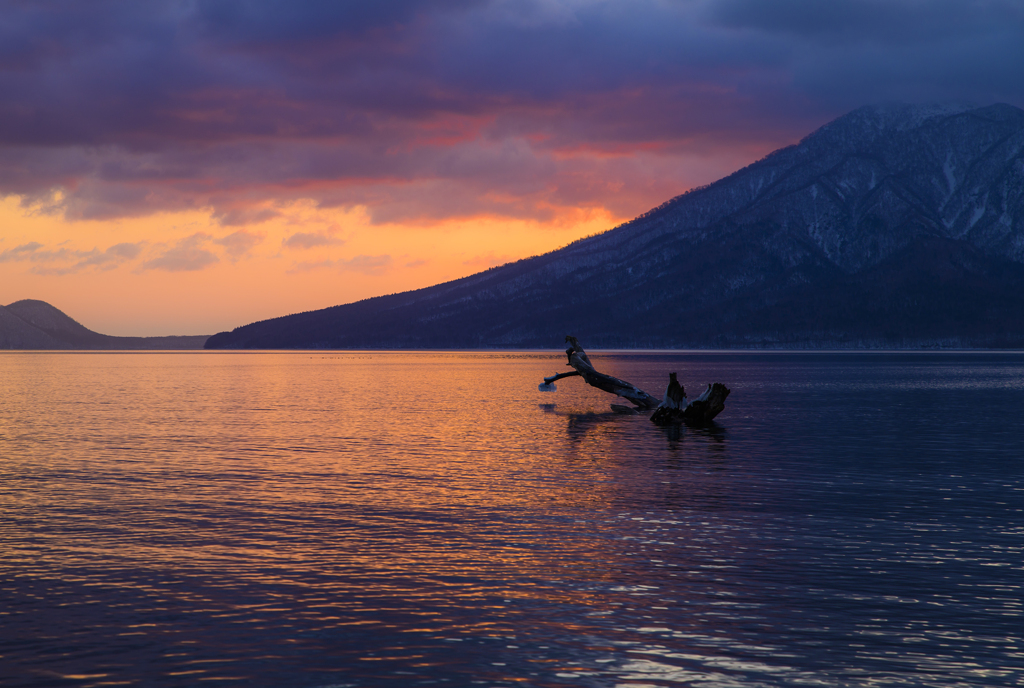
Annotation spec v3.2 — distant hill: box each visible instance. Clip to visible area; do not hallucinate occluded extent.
[206,103,1024,350]
[0,300,209,350]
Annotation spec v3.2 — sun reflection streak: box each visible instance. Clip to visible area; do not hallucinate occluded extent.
[1,351,1023,686]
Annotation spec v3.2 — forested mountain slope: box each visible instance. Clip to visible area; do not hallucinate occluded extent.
[206,103,1024,349]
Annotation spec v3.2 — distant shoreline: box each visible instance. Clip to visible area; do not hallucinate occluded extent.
[5,346,1022,353]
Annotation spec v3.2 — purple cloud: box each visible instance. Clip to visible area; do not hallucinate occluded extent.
[0,0,1020,226]
[282,231,343,249]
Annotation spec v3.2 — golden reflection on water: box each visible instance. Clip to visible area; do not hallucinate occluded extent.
[1,351,1023,687]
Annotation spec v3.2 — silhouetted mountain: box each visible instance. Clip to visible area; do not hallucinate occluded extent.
[0,300,209,349]
[206,103,1024,350]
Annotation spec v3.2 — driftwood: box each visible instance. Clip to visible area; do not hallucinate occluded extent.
[543,335,659,409]
[650,381,731,426]
[541,335,730,426]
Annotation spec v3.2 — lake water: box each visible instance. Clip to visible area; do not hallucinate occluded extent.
[1,351,1022,687]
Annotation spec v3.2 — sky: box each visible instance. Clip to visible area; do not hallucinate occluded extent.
[1,0,1022,336]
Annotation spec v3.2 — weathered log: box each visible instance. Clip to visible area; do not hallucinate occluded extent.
[560,335,660,409]
[540,336,731,425]
[540,370,581,391]
[683,382,731,425]
[650,371,684,424]
[651,377,730,427]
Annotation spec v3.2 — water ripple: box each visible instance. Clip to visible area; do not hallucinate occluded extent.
[1,351,1022,686]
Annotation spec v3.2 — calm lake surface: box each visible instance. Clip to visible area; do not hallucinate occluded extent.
[1,351,1022,687]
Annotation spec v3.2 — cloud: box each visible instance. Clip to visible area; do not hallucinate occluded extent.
[338,254,392,275]
[106,242,144,259]
[282,231,344,249]
[0,242,44,262]
[0,240,144,275]
[68,242,145,272]
[0,0,1021,228]
[288,253,392,275]
[142,233,219,272]
[709,0,1024,43]
[0,240,146,276]
[215,229,264,259]
[213,207,280,226]
[404,258,427,268]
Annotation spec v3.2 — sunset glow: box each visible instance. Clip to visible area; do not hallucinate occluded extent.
[2,0,1021,335]
[1,195,638,335]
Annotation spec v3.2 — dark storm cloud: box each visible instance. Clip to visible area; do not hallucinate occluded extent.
[706,0,1024,106]
[710,0,1024,43]
[0,0,1020,223]
[189,0,486,55]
